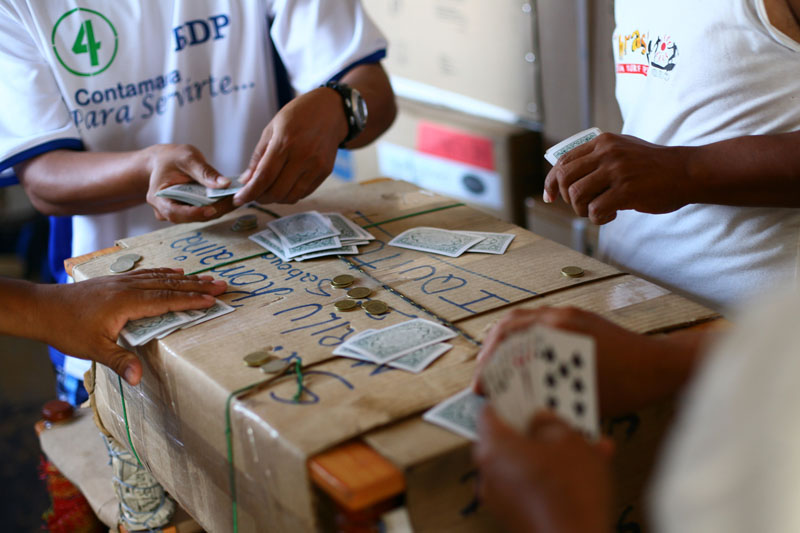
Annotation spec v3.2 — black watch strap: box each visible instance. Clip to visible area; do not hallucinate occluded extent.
[324,81,363,147]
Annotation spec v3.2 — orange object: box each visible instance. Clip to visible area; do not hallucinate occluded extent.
[64,245,121,277]
[309,440,405,513]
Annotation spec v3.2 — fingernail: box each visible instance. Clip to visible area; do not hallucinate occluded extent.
[123,365,137,385]
[213,280,227,287]
[232,195,243,207]
[217,176,230,185]
[543,190,552,203]
[203,206,216,217]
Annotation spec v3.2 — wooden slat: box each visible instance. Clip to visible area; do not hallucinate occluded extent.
[64,245,120,278]
[308,440,405,512]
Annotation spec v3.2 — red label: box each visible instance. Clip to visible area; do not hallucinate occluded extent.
[617,63,649,76]
[416,122,495,171]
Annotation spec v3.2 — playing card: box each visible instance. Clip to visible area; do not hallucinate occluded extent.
[293,245,359,261]
[178,299,235,330]
[342,318,457,363]
[323,213,375,242]
[249,229,291,261]
[423,389,486,441]
[481,330,540,431]
[332,329,376,358]
[386,343,452,373]
[206,176,245,198]
[284,236,342,259]
[155,183,216,206]
[387,227,483,258]
[532,324,599,439]
[120,311,195,346]
[544,127,603,165]
[460,231,516,255]
[267,211,339,247]
[334,327,451,373]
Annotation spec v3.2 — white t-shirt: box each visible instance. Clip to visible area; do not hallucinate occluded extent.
[0,0,387,259]
[601,0,800,312]
[651,290,800,532]
[0,0,387,378]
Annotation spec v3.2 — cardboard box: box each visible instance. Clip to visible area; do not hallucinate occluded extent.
[332,99,542,226]
[363,0,542,124]
[72,180,718,532]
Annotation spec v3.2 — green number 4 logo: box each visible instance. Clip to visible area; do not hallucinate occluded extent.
[52,8,118,77]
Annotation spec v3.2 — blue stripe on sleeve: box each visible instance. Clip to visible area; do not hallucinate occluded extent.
[0,138,85,178]
[329,49,387,82]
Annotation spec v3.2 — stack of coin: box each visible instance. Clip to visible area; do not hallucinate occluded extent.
[109,253,143,273]
[334,299,359,312]
[363,300,389,315]
[346,286,371,299]
[231,214,258,232]
[561,266,585,278]
[330,274,355,289]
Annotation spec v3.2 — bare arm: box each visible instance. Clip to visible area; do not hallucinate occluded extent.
[14,149,151,216]
[234,62,397,206]
[545,131,800,224]
[14,144,233,222]
[0,270,227,384]
[338,61,397,149]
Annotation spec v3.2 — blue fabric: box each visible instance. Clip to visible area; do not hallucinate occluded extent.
[48,215,79,401]
[0,138,84,173]
[55,367,89,406]
[329,49,387,82]
[269,19,294,110]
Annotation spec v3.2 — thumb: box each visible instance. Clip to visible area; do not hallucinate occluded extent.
[102,347,143,386]
[184,156,229,189]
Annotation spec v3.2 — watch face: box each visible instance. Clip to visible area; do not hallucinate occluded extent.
[351,89,368,130]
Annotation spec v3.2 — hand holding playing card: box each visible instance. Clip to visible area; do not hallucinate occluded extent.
[473,408,613,533]
[32,269,227,385]
[474,306,706,417]
[544,132,693,225]
[145,143,236,223]
[233,87,345,206]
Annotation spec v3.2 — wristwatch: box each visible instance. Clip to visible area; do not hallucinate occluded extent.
[324,81,368,147]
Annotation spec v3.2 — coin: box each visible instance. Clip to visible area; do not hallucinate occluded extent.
[561,266,585,278]
[109,258,135,273]
[346,286,372,299]
[118,253,142,263]
[231,215,258,232]
[243,351,273,367]
[334,299,359,311]
[363,300,389,315]
[331,274,355,287]
[260,359,291,374]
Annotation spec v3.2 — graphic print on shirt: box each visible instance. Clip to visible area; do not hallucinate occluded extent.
[52,8,119,77]
[615,29,679,81]
[48,7,252,133]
